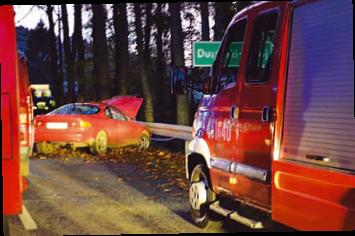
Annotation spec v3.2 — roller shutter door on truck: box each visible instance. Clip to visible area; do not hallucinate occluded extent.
[281,0,354,171]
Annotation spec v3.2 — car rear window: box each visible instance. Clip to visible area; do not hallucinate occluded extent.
[71,104,100,115]
[49,104,73,114]
[50,104,100,115]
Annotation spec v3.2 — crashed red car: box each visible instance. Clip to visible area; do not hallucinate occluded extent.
[34,96,150,154]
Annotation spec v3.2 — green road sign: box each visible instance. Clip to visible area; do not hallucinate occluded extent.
[193,41,273,68]
[193,41,243,67]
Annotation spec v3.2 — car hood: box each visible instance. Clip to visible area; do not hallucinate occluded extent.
[104,96,143,119]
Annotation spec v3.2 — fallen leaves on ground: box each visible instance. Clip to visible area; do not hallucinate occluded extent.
[31,145,189,191]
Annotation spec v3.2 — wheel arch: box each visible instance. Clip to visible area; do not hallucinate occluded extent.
[186,137,212,180]
[186,152,210,182]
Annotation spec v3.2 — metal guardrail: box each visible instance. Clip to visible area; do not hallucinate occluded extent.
[138,122,193,141]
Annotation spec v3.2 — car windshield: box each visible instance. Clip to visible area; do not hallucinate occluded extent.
[50,104,100,115]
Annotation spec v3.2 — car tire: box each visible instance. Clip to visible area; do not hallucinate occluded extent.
[189,164,223,230]
[36,142,54,154]
[138,133,150,149]
[90,130,108,155]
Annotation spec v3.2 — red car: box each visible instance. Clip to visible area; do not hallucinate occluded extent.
[34,96,150,155]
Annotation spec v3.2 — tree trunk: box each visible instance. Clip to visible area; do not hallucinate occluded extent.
[200,2,210,41]
[61,4,75,102]
[134,3,154,122]
[169,3,190,125]
[46,5,61,106]
[57,6,64,105]
[61,5,75,102]
[113,4,129,95]
[213,2,234,41]
[73,4,86,102]
[92,4,110,100]
[155,3,168,107]
[143,3,153,60]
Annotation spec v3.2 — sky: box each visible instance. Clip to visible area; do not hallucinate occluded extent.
[14,5,95,40]
[15,5,75,35]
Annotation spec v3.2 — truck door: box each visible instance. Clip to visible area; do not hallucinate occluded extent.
[208,19,248,193]
[234,7,283,210]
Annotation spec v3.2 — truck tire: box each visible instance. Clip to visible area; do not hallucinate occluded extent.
[189,164,223,230]
[90,130,108,155]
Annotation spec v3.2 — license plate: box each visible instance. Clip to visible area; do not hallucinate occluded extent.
[46,122,68,129]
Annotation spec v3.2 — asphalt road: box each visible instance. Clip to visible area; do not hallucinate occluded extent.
[7,157,217,235]
[7,148,293,235]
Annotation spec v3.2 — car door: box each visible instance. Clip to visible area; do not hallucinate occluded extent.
[234,4,285,210]
[101,106,120,145]
[108,106,133,145]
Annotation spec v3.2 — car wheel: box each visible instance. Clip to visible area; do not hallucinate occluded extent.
[138,134,150,149]
[189,164,223,230]
[37,142,54,154]
[91,130,108,155]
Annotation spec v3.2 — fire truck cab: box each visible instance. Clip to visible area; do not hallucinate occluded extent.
[1,5,34,233]
[183,0,354,231]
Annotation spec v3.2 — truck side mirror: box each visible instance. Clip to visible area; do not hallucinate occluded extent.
[170,66,188,95]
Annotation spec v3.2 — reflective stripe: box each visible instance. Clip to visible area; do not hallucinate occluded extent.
[211,157,268,182]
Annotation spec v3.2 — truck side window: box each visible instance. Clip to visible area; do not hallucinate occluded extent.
[246,11,278,83]
[215,19,247,92]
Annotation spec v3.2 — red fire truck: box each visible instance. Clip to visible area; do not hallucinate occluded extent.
[18,54,34,177]
[1,5,34,232]
[177,0,354,231]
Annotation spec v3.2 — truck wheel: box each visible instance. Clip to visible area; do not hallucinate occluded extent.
[90,130,108,155]
[189,164,223,230]
[37,142,54,154]
[138,134,150,149]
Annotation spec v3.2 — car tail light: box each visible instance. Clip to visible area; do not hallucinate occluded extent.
[80,120,92,128]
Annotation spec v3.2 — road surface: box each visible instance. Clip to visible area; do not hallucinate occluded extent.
[7,149,292,235]
[7,157,218,235]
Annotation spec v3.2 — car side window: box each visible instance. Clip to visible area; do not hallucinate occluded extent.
[246,10,279,83]
[104,107,113,119]
[213,18,247,92]
[109,107,127,121]
[71,104,100,115]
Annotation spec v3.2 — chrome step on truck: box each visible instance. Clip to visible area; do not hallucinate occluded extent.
[209,201,268,229]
